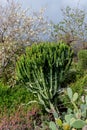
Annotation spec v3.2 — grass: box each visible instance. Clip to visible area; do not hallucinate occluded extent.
[0,82,38,113]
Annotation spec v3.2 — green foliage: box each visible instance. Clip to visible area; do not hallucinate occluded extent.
[49,87,87,130]
[64,88,87,129]
[0,82,37,113]
[62,61,85,86]
[67,87,73,100]
[16,42,73,113]
[64,69,77,85]
[78,50,87,70]
[16,42,73,83]
[49,121,58,130]
[60,73,87,110]
[71,74,87,96]
[70,119,86,129]
[71,61,84,79]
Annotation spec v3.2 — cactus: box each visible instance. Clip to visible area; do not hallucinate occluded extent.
[16,42,73,113]
[49,121,58,130]
[67,87,79,112]
[67,87,73,100]
[72,93,78,102]
[65,87,87,129]
[70,119,86,129]
[49,88,87,130]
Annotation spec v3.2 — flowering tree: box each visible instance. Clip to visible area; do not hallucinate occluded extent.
[52,6,87,46]
[0,0,50,84]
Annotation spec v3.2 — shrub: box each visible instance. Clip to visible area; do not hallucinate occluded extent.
[64,69,77,85]
[0,104,55,130]
[60,74,87,109]
[62,61,85,86]
[16,41,73,113]
[78,50,87,70]
[0,82,37,113]
[70,74,87,96]
[0,106,40,130]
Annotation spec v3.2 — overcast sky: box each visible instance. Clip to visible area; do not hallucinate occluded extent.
[0,0,87,23]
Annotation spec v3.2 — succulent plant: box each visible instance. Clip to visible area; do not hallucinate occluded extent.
[16,42,73,113]
[49,87,87,130]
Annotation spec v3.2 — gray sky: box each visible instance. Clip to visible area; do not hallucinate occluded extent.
[1,0,87,23]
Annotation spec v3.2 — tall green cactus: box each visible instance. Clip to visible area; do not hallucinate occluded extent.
[16,41,73,112]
